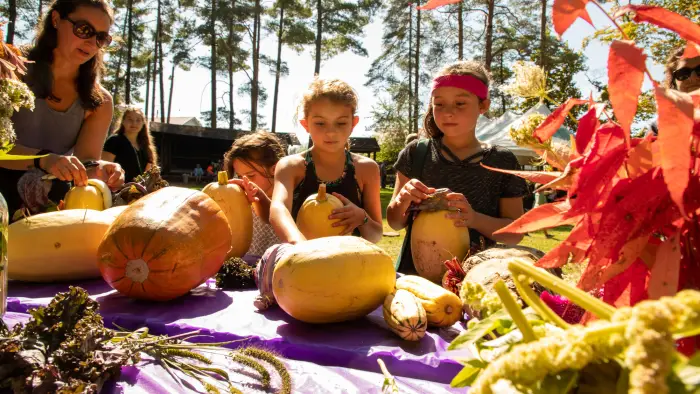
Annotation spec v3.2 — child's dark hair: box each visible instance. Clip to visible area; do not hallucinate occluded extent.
[224,131,285,179]
[115,107,158,165]
[423,61,491,139]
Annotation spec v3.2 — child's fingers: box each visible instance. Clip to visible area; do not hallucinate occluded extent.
[329,210,352,220]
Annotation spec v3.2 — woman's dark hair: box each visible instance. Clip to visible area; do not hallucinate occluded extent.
[26,0,114,110]
[115,107,158,165]
[224,131,285,179]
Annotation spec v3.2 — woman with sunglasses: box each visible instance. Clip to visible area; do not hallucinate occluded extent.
[646,45,700,136]
[0,0,124,217]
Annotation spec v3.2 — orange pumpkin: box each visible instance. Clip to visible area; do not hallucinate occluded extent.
[97,187,232,301]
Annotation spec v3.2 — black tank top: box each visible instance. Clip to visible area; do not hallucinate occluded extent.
[291,150,363,236]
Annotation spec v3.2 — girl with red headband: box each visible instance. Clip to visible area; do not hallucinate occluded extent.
[387,61,528,280]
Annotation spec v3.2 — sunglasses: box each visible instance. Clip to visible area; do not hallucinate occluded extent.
[63,17,112,48]
[673,64,700,82]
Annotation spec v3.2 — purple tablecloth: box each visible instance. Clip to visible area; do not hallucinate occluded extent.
[3,311,463,393]
[6,279,468,391]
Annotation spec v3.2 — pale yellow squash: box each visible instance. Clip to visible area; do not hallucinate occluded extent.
[202,171,253,258]
[272,236,396,323]
[411,210,470,283]
[296,183,344,240]
[8,209,117,281]
[64,179,112,211]
[395,275,463,327]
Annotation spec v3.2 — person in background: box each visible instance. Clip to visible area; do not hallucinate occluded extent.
[0,0,124,216]
[194,164,204,183]
[102,106,157,182]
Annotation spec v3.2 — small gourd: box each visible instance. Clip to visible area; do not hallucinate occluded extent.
[202,171,253,258]
[64,179,112,211]
[296,183,344,240]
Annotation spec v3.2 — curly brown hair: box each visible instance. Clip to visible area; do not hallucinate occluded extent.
[423,61,491,139]
[114,107,158,165]
[26,0,113,110]
[223,131,285,180]
[664,46,688,90]
[297,77,358,120]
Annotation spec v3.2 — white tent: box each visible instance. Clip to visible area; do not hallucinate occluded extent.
[476,103,573,164]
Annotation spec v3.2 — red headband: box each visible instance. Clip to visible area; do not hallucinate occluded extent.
[431,74,488,100]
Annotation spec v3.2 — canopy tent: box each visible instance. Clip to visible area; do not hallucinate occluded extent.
[476,103,573,165]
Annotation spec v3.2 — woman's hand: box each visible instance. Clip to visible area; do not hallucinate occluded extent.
[395,179,435,211]
[228,176,260,204]
[444,192,476,228]
[40,154,88,186]
[330,193,369,235]
[90,161,125,189]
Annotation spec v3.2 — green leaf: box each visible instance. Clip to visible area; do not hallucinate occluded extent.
[674,352,700,388]
[450,359,487,388]
[448,309,509,350]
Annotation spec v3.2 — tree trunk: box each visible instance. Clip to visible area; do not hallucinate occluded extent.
[540,0,547,71]
[111,16,129,101]
[6,0,16,44]
[37,0,43,23]
[145,61,151,118]
[500,51,505,113]
[484,0,494,70]
[251,0,261,131]
[151,37,157,121]
[124,0,134,104]
[407,4,413,135]
[227,16,234,131]
[157,0,165,123]
[210,0,217,129]
[314,0,322,75]
[167,63,175,123]
[413,6,420,135]
[458,0,463,60]
[272,5,285,133]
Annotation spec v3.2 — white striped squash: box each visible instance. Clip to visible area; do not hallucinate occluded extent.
[383,289,428,341]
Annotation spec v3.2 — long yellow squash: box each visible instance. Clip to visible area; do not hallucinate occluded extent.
[8,209,119,281]
[272,236,396,323]
[395,275,463,327]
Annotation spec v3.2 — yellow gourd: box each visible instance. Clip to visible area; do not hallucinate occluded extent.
[202,171,253,258]
[395,275,463,328]
[272,236,396,323]
[8,209,119,281]
[411,210,470,283]
[296,183,344,240]
[383,289,427,341]
[64,179,112,211]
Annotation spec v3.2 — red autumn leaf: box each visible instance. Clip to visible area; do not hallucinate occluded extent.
[534,98,587,143]
[683,42,700,59]
[647,229,681,300]
[679,217,700,291]
[535,161,581,191]
[624,134,653,179]
[536,219,591,268]
[480,163,564,188]
[608,41,647,137]
[552,0,593,37]
[577,170,668,290]
[596,236,653,286]
[566,124,628,218]
[601,259,650,308]
[416,0,460,10]
[615,5,700,46]
[655,86,694,217]
[575,103,605,155]
[494,200,579,235]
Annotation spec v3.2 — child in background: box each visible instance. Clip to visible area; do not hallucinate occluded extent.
[269,78,383,244]
[223,131,285,260]
[387,60,527,275]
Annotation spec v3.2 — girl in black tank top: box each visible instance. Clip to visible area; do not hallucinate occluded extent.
[291,149,363,236]
[268,77,384,245]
